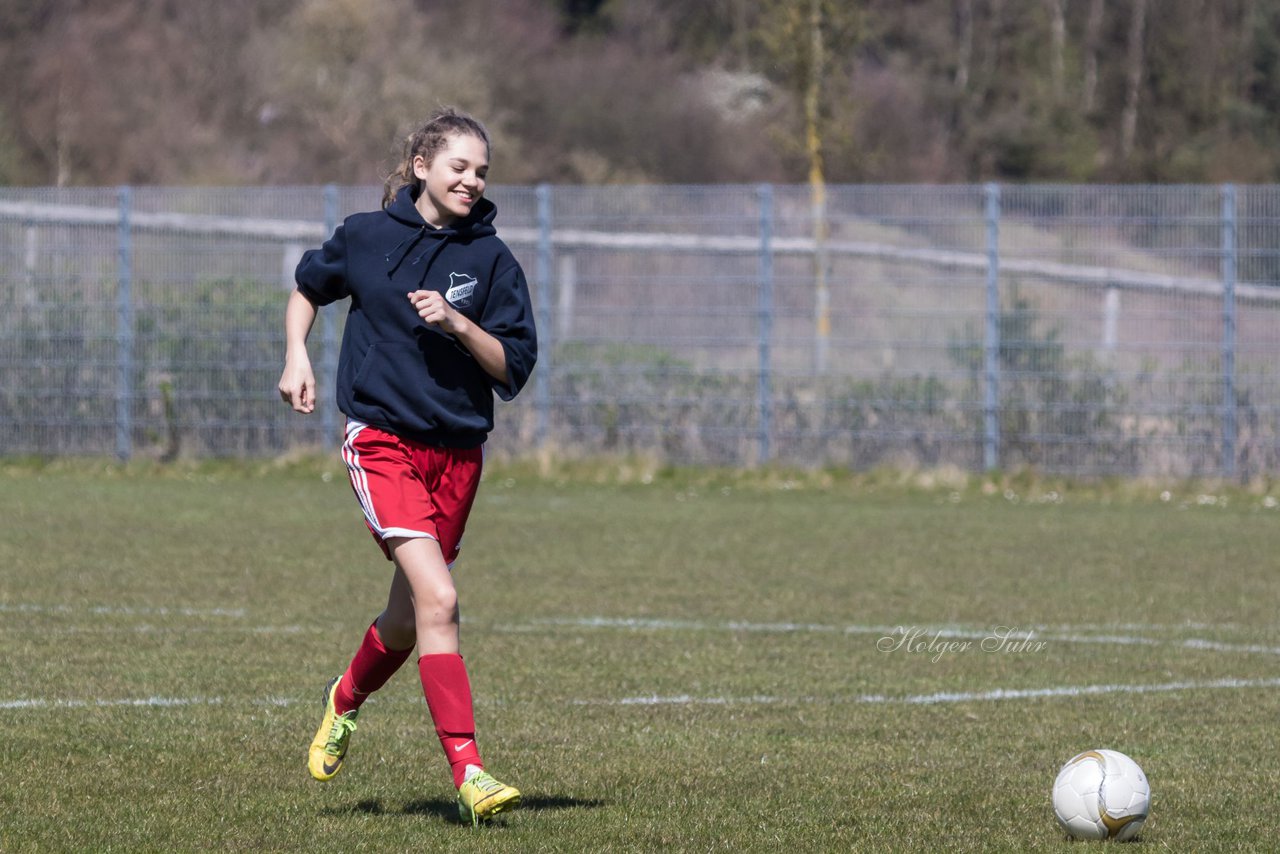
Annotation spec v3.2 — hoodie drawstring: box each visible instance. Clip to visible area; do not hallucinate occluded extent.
[385,225,428,275]
[410,235,448,267]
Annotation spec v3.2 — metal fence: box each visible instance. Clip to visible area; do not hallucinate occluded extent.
[2,183,1277,478]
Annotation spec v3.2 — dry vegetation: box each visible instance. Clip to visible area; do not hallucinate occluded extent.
[4,0,1280,187]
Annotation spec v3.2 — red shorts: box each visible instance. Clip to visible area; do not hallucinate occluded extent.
[341,420,483,565]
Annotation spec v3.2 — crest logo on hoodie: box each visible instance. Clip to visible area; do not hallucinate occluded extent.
[445,272,477,308]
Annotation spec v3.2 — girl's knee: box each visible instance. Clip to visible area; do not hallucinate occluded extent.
[415,583,459,621]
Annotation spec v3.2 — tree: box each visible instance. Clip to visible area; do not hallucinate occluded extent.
[1120,0,1149,161]
[1082,0,1106,113]
[1045,0,1068,102]
[754,0,861,371]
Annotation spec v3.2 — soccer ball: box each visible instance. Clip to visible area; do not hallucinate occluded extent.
[1051,749,1150,841]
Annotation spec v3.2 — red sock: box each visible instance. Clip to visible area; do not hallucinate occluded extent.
[334,620,413,715]
[418,653,483,788]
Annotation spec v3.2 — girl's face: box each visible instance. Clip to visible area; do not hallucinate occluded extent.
[413,133,489,228]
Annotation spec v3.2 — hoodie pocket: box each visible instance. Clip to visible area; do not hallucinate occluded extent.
[351,342,437,428]
[349,339,487,437]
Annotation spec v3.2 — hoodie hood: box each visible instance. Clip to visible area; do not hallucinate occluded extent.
[382,184,498,278]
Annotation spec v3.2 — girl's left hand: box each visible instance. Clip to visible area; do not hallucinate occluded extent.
[408,290,465,335]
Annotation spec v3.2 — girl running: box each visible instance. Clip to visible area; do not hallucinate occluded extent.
[278,107,536,825]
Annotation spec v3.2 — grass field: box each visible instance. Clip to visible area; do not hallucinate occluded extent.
[1,457,1277,852]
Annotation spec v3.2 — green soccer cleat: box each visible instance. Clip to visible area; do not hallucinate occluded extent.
[307,676,359,781]
[456,766,522,826]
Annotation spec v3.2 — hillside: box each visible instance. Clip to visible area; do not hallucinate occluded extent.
[4,0,1280,187]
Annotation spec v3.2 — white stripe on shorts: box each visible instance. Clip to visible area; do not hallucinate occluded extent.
[342,420,382,532]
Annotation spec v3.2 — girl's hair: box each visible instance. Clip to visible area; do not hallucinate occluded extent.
[382,107,491,208]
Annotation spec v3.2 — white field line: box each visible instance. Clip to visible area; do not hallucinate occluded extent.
[0,603,246,618]
[30,625,310,635]
[10,604,1241,636]
[516,616,1280,656]
[9,676,1279,712]
[0,695,299,710]
[5,607,1276,713]
[0,696,225,710]
[5,605,1277,653]
[1039,622,1245,632]
[574,677,1280,708]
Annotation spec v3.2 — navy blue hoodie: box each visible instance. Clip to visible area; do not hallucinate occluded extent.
[295,185,537,448]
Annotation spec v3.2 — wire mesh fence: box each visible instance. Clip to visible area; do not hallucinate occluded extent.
[2,183,1277,478]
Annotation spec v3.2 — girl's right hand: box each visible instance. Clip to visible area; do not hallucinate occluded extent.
[278,356,317,414]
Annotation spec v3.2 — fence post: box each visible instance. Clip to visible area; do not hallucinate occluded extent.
[757,184,774,466]
[320,184,339,447]
[535,184,553,448]
[983,183,1001,472]
[116,186,134,462]
[556,254,576,341]
[1220,183,1238,478]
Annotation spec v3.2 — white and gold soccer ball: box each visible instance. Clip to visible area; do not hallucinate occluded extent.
[1051,749,1151,841]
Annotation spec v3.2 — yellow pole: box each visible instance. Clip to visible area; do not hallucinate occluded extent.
[806,0,829,374]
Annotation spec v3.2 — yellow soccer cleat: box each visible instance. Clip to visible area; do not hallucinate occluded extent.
[308,676,359,781]
[456,766,521,826]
